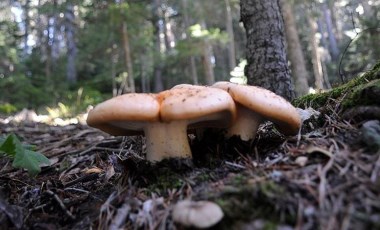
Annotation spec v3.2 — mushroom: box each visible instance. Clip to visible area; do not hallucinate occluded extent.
[86,86,236,162]
[172,200,224,228]
[212,81,301,141]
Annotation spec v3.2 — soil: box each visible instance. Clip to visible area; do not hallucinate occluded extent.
[1,65,380,229]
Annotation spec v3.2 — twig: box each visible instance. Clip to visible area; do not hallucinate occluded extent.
[64,173,99,187]
[64,187,90,194]
[45,190,75,220]
[225,161,246,169]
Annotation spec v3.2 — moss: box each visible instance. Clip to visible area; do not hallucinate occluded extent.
[341,79,380,109]
[146,168,184,193]
[293,62,380,109]
[214,180,296,228]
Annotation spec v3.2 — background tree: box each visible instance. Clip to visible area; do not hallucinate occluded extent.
[241,0,295,100]
[0,0,379,114]
[280,0,310,96]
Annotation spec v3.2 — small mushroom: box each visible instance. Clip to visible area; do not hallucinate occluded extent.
[172,200,224,228]
[86,86,235,162]
[212,81,301,141]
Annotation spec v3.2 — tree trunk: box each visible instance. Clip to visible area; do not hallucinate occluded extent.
[23,0,30,57]
[200,21,215,85]
[280,0,309,96]
[202,40,215,85]
[240,0,295,100]
[224,0,236,71]
[322,2,339,61]
[182,0,198,84]
[65,3,77,85]
[121,21,135,93]
[308,13,324,90]
[152,0,164,92]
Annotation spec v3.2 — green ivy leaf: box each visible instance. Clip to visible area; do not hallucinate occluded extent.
[0,134,50,176]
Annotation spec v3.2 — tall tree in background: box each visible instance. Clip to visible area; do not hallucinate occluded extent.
[152,0,164,92]
[224,0,236,71]
[280,0,309,96]
[182,0,198,85]
[65,3,77,84]
[241,0,295,100]
[119,1,135,93]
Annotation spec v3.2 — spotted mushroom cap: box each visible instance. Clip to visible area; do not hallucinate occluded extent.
[212,81,301,135]
[159,85,236,128]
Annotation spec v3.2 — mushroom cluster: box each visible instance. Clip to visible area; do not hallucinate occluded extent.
[86,86,236,162]
[86,82,301,162]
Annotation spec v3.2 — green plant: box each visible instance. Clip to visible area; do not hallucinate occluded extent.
[0,134,50,176]
[0,103,17,114]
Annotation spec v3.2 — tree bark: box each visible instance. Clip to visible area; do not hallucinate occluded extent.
[23,0,30,57]
[202,40,215,85]
[200,21,215,85]
[152,0,164,92]
[182,0,198,84]
[65,3,77,85]
[322,2,339,61]
[308,13,324,90]
[225,0,236,71]
[241,0,295,100]
[280,0,309,96]
[121,21,135,93]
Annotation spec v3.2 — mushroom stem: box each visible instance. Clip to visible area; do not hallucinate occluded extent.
[226,105,263,141]
[144,120,192,162]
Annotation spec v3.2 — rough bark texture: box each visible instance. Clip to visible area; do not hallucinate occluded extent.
[280,0,309,96]
[240,0,295,100]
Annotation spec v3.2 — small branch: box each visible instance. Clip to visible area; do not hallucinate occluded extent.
[45,190,75,220]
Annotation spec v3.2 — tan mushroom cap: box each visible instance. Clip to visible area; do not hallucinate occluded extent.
[160,85,236,128]
[86,93,160,136]
[212,81,301,135]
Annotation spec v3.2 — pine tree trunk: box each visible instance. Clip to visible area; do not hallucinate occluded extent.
[202,40,215,85]
[308,13,324,90]
[121,21,135,93]
[182,0,199,84]
[65,3,77,85]
[152,0,164,92]
[280,0,309,96]
[322,2,339,61]
[225,0,236,71]
[23,0,30,57]
[240,0,295,100]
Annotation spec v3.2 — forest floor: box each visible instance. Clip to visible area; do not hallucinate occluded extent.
[1,66,380,230]
[1,102,379,230]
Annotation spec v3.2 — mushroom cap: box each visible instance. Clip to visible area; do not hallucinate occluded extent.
[172,200,224,228]
[159,85,236,128]
[212,81,301,135]
[86,93,160,135]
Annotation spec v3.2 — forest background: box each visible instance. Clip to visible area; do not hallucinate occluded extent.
[0,0,379,117]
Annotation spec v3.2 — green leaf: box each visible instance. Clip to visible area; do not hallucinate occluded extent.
[0,134,50,176]
[13,149,51,176]
[0,134,20,157]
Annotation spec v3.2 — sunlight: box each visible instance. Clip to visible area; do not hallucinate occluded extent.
[229,60,247,85]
